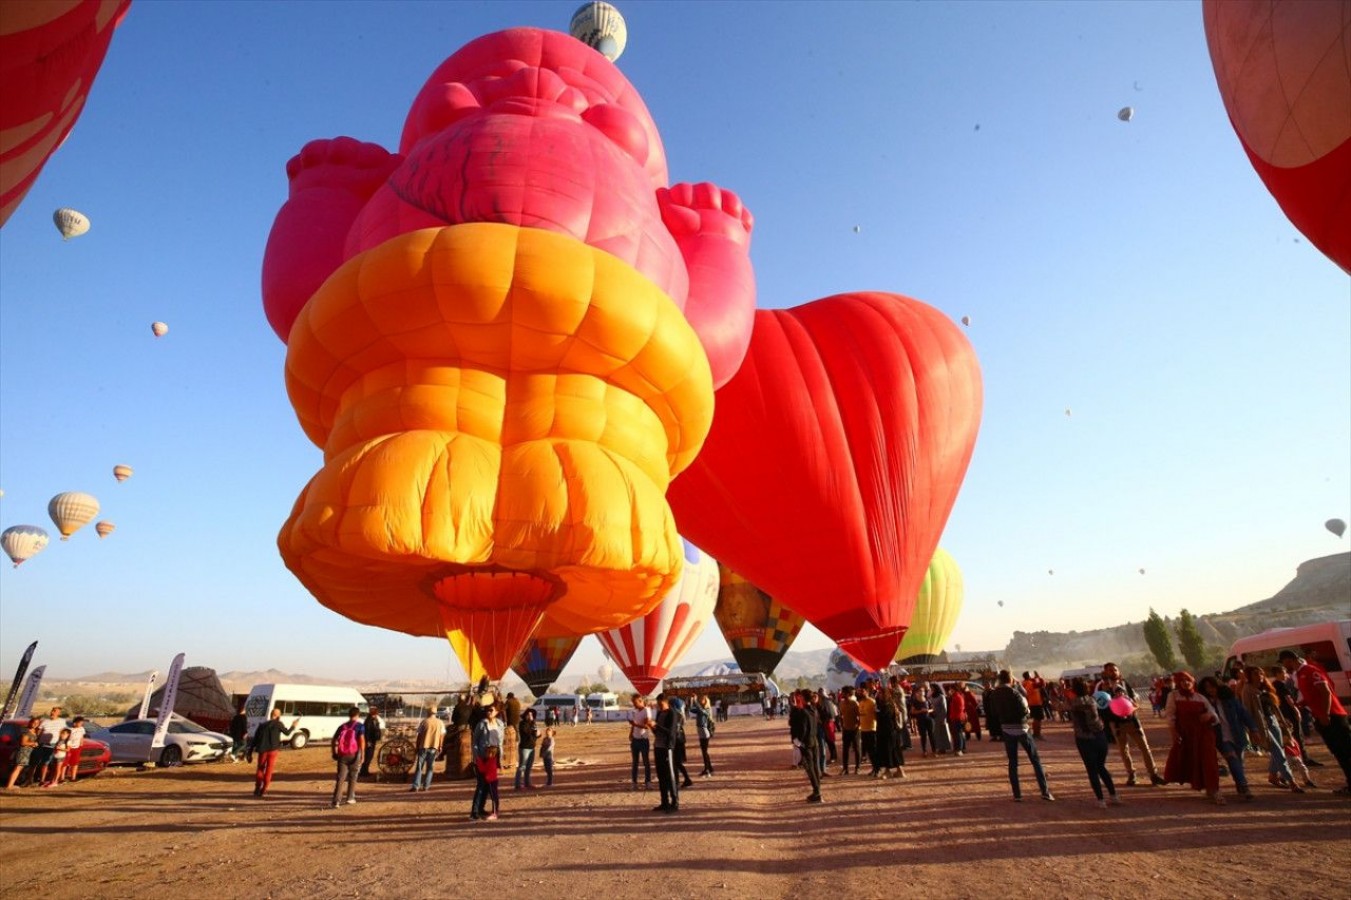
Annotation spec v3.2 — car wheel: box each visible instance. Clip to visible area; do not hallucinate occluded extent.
[290,730,309,750]
[159,744,183,767]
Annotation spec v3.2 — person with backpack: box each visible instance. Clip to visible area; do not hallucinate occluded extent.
[328,706,366,808]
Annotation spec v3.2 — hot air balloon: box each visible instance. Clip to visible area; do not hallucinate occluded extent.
[1048,569,1055,576]
[150,321,168,337]
[713,563,806,675]
[598,540,720,696]
[1138,567,1146,575]
[47,491,99,540]
[1327,518,1347,538]
[1204,0,1351,273]
[1117,106,1134,122]
[997,600,1004,608]
[960,315,971,327]
[510,633,584,698]
[569,1,627,62]
[2,525,49,567]
[262,28,757,680]
[52,208,90,240]
[112,464,133,482]
[853,225,861,234]
[597,660,615,684]
[0,1,132,227]
[893,548,963,665]
[95,521,115,539]
[668,292,983,671]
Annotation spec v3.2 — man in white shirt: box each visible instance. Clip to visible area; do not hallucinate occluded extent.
[628,695,653,790]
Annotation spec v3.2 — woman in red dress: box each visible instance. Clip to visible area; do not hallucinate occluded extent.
[1163,670,1223,804]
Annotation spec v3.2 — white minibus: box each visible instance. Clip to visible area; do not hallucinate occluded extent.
[244,684,369,749]
[1223,620,1351,704]
[531,694,583,721]
[585,692,623,721]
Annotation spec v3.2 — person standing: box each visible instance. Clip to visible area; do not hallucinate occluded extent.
[329,706,365,808]
[1280,649,1351,794]
[1239,666,1301,792]
[359,708,383,778]
[909,686,934,757]
[929,683,953,755]
[247,708,300,798]
[470,698,504,820]
[1069,677,1120,808]
[540,726,556,786]
[789,689,822,803]
[502,693,521,772]
[838,686,861,774]
[228,705,249,763]
[1162,670,1223,804]
[4,720,41,789]
[857,686,877,769]
[987,670,1054,801]
[627,695,653,790]
[691,694,716,777]
[514,708,539,790]
[1021,673,1046,740]
[29,707,65,783]
[1094,662,1165,787]
[59,717,87,783]
[962,685,982,742]
[946,684,967,757]
[410,707,445,792]
[670,697,693,788]
[650,694,680,812]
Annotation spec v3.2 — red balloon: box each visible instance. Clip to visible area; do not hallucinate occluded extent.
[1203,0,1351,273]
[668,292,982,671]
[0,0,132,226]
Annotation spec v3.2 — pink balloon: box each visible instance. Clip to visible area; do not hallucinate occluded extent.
[1109,696,1135,718]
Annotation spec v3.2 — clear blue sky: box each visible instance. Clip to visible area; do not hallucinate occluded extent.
[1,1,1346,686]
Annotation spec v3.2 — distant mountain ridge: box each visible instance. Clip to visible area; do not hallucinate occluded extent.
[38,552,1348,694]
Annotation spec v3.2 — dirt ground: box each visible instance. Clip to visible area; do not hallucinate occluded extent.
[0,714,1347,899]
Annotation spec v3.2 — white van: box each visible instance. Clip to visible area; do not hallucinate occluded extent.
[244,684,369,750]
[531,694,583,721]
[1223,620,1351,704]
[585,692,622,721]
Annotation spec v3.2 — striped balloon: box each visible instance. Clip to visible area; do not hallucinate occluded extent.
[47,491,100,540]
[95,521,115,539]
[2,525,50,567]
[112,464,133,482]
[598,539,720,696]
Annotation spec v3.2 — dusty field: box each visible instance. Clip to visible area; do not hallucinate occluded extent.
[0,715,1347,899]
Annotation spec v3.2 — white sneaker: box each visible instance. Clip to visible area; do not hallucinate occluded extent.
[345,798,357,805]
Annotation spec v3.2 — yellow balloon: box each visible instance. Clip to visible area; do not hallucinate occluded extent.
[894,547,963,664]
[47,491,100,540]
[278,224,713,679]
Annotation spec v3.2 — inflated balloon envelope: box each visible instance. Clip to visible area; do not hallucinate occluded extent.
[263,28,756,680]
[668,292,983,672]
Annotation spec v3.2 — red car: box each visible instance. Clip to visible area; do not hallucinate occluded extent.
[0,719,112,783]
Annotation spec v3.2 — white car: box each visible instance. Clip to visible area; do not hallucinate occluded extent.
[91,714,233,767]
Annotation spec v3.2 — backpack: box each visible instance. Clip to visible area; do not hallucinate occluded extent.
[706,713,716,738]
[335,721,360,757]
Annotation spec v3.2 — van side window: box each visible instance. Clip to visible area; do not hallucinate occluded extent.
[1302,640,1343,673]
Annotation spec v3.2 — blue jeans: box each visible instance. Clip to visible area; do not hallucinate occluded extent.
[1258,714,1294,781]
[1218,739,1248,792]
[515,747,535,788]
[630,737,651,785]
[543,752,554,785]
[411,748,437,790]
[1002,732,1049,798]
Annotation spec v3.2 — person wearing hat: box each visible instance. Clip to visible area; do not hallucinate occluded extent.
[1280,649,1351,794]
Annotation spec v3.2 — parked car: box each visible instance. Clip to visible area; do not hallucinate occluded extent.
[89,714,233,767]
[0,719,113,783]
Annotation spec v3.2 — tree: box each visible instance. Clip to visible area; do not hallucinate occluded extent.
[1175,609,1207,669]
[1142,608,1177,671]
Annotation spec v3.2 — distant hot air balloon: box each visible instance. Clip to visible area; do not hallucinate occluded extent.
[1064,408,1072,417]
[960,315,971,327]
[47,491,99,540]
[1117,106,1134,122]
[852,225,861,234]
[598,660,614,683]
[598,539,720,695]
[1204,0,1351,273]
[510,633,583,697]
[894,548,963,665]
[1048,568,1055,576]
[151,321,168,337]
[1138,567,1146,575]
[713,563,807,676]
[1327,518,1347,538]
[569,1,627,61]
[2,525,49,567]
[997,600,1004,607]
[112,464,133,482]
[52,208,90,240]
[95,521,115,539]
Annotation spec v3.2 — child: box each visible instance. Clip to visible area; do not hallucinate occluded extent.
[541,726,556,787]
[1283,729,1316,788]
[43,728,71,788]
[480,745,501,820]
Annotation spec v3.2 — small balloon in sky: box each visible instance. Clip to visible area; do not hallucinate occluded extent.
[1138,567,1146,575]
[1064,408,1072,417]
[853,225,861,234]
[997,600,1004,607]
[53,208,90,240]
[1133,80,1143,92]
[151,321,169,338]
[569,2,627,62]
[113,464,133,482]
[960,315,971,327]
[2,525,49,568]
[1118,106,1134,122]
[1047,568,1054,575]
[1327,518,1347,538]
[95,521,116,539]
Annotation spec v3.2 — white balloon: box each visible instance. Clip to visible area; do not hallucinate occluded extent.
[569,2,628,61]
[151,321,169,338]
[53,207,90,240]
